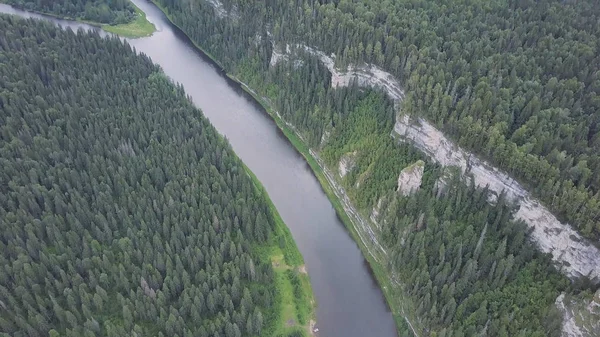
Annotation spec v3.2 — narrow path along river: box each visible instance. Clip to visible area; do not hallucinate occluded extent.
[0,1,399,336]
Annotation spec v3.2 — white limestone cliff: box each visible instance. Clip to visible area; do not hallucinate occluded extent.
[393,114,600,281]
[270,41,600,282]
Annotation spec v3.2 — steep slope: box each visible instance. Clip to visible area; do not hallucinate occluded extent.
[147,0,600,335]
[155,0,600,240]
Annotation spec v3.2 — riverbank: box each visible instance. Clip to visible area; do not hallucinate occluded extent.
[103,1,155,38]
[0,0,155,37]
[147,2,418,334]
[235,79,420,337]
[243,163,316,337]
[0,3,398,336]
[149,0,225,69]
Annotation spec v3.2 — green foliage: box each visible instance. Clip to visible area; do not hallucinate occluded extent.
[319,91,429,209]
[2,0,136,24]
[0,15,289,336]
[285,270,308,325]
[148,0,587,334]
[102,3,155,38]
[378,177,568,335]
[154,0,600,239]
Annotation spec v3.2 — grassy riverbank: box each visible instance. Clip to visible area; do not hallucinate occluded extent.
[243,164,316,337]
[102,2,155,38]
[148,2,414,335]
[236,82,418,336]
[0,0,155,38]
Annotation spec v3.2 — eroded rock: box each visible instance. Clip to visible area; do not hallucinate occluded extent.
[394,114,600,281]
[269,43,404,102]
[396,160,424,196]
[555,291,600,337]
[205,0,239,20]
[338,151,358,178]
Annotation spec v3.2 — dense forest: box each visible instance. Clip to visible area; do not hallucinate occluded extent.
[0,15,307,337]
[379,169,567,336]
[2,0,598,335]
[317,86,569,336]
[0,0,135,24]
[155,0,600,240]
[147,0,599,335]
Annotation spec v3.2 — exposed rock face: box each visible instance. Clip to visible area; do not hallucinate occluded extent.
[205,0,239,19]
[268,40,600,336]
[269,48,287,67]
[370,197,384,224]
[394,114,600,281]
[397,161,424,196]
[556,291,600,337]
[338,151,357,178]
[269,44,404,102]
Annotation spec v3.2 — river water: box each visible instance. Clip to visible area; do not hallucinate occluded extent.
[0,1,398,336]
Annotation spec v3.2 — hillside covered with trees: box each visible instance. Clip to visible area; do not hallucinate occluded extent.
[0,14,309,337]
[155,0,600,240]
[1,0,135,24]
[148,0,599,335]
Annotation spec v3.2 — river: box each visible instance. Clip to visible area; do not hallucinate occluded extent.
[0,1,399,336]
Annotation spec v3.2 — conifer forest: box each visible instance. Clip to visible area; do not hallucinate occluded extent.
[1,0,600,336]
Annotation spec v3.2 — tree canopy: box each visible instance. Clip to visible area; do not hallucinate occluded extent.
[155,0,600,239]
[0,14,289,337]
[149,0,598,335]
[1,0,135,24]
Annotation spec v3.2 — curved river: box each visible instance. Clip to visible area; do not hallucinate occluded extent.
[0,1,398,336]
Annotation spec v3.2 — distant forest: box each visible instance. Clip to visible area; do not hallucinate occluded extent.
[1,0,135,24]
[0,14,290,337]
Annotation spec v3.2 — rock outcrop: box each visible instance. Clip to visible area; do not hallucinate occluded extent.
[394,114,600,281]
[555,290,600,337]
[205,0,239,19]
[269,40,600,281]
[396,160,424,196]
[338,151,357,178]
[269,44,404,102]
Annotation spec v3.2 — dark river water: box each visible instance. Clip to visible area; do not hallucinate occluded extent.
[0,1,398,336]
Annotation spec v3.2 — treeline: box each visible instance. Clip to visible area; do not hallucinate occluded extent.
[0,15,289,337]
[155,0,600,239]
[1,0,135,24]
